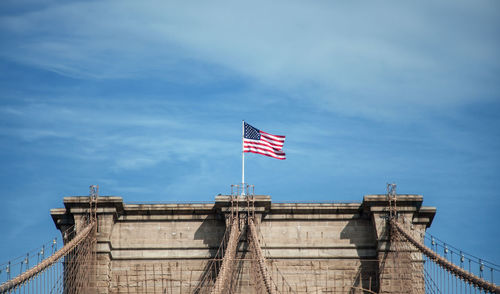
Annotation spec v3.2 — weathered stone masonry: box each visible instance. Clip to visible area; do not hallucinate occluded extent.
[50,194,435,293]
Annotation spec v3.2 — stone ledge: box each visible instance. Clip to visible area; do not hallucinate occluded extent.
[270,203,362,215]
[363,194,436,228]
[109,248,377,260]
[263,214,362,220]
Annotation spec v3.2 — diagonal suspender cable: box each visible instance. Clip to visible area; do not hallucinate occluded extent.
[392,220,500,294]
[0,222,95,293]
[210,219,240,294]
[248,218,277,294]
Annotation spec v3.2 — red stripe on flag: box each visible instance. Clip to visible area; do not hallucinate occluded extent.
[243,139,283,151]
[243,148,286,160]
[260,130,285,139]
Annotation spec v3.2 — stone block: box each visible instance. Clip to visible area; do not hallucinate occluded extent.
[50,194,435,293]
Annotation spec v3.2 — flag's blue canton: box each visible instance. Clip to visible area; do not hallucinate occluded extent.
[244,122,261,140]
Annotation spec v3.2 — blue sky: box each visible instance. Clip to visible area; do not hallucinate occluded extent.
[0,0,499,272]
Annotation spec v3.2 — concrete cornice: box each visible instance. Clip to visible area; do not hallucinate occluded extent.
[363,194,423,208]
[64,196,124,214]
[51,194,436,227]
[269,203,362,215]
[362,194,436,228]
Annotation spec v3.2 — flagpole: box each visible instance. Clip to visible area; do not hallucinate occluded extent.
[241,120,245,196]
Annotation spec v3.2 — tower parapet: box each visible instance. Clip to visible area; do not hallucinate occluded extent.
[51,194,435,293]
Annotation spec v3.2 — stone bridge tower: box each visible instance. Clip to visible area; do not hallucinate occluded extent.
[51,194,435,293]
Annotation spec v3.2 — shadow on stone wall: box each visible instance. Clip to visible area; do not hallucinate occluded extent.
[193,216,226,247]
[192,216,226,293]
[340,219,380,292]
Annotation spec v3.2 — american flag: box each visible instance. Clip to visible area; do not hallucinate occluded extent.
[243,122,286,160]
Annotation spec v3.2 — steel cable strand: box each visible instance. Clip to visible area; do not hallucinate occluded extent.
[398,227,426,294]
[68,230,94,294]
[255,224,297,294]
[0,225,77,289]
[0,222,96,293]
[194,219,233,294]
[65,241,81,293]
[81,229,96,293]
[424,264,443,294]
[249,241,262,292]
[423,233,500,270]
[386,223,410,293]
[249,228,266,293]
[392,220,500,293]
[248,218,278,294]
[65,235,90,294]
[210,219,240,294]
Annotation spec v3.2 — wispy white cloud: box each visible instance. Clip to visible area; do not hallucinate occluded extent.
[0,100,238,170]
[1,1,498,120]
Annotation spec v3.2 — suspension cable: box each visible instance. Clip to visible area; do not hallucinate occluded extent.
[248,218,277,294]
[0,221,95,293]
[210,218,240,294]
[391,220,500,293]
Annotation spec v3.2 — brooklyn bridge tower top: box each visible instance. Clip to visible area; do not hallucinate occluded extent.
[1,184,499,293]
